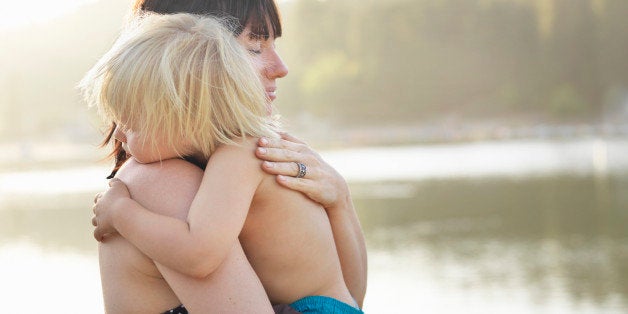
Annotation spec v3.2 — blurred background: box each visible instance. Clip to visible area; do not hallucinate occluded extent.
[1,0,628,312]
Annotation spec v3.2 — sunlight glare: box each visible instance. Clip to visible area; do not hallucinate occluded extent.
[0,0,98,30]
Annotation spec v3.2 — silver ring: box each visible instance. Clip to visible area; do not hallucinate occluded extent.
[295,162,307,178]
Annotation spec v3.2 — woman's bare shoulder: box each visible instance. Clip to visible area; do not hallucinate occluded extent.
[119,158,203,182]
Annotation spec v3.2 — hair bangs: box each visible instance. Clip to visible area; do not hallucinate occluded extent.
[133,0,282,38]
[242,0,282,39]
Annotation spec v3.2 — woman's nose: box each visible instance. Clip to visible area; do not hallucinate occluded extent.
[265,50,288,79]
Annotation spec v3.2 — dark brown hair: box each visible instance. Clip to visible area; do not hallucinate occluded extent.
[102,0,282,178]
[134,0,282,38]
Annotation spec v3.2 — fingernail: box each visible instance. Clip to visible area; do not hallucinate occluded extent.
[260,137,268,146]
[258,147,267,155]
[263,161,274,168]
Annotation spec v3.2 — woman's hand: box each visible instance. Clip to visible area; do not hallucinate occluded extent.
[92,178,131,241]
[255,132,350,211]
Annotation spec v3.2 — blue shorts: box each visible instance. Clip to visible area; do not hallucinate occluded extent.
[163,295,362,314]
[290,296,363,314]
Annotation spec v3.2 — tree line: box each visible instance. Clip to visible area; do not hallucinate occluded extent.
[276,0,628,126]
[1,0,627,141]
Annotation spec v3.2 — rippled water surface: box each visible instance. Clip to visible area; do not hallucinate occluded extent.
[1,139,627,313]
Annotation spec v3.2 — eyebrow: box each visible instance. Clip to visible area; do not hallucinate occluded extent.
[243,26,279,40]
[248,32,271,40]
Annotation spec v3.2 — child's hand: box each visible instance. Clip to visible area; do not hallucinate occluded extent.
[91,178,131,241]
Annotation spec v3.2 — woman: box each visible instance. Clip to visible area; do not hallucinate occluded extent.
[93,0,366,311]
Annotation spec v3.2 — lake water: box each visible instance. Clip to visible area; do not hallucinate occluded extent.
[1,138,628,313]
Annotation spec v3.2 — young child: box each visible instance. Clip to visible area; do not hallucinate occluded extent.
[82,13,363,314]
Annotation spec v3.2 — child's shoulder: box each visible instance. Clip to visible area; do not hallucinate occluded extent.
[214,136,260,160]
[209,136,265,179]
[223,136,259,149]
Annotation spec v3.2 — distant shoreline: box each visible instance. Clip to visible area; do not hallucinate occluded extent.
[3,137,628,202]
[2,123,628,172]
[296,122,628,148]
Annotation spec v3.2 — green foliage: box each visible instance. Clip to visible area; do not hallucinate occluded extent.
[547,84,591,118]
[277,0,628,125]
[1,0,628,140]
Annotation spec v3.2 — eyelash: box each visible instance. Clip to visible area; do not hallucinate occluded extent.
[248,49,262,55]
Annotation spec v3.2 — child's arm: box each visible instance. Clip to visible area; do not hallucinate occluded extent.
[110,157,273,313]
[256,134,367,306]
[156,242,273,313]
[94,139,263,278]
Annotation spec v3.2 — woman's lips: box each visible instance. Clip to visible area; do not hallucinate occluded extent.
[266,89,276,101]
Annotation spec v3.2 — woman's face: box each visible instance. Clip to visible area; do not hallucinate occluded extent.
[236,25,289,105]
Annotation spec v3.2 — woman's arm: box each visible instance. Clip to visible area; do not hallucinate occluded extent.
[255,133,367,306]
[112,158,273,313]
[93,139,263,278]
[321,192,367,307]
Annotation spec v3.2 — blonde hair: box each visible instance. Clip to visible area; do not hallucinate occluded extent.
[80,13,279,160]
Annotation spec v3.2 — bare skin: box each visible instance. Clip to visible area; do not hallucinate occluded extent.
[95,21,367,308]
[241,23,367,305]
[256,133,368,305]
[99,158,273,313]
[94,138,355,306]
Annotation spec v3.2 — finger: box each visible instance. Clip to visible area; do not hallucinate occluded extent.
[279,132,306,145]
[262,161,303,177]
[101,231,118,241]
[94,228,102,242]
[108,177,122,187]
[258,137,271,147]
[99,232,111,242]
[108,178,131,198]
[256,147,301,162]
[94,227,110,242]
[93,193,102,204]
[259,136,303,152]
[91,215,97,227]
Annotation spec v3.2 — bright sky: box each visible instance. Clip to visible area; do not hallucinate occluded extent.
[0,0,296,31]
[0,0,98,30]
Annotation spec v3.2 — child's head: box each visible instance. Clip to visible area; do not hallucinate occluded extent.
[80,13,279,163]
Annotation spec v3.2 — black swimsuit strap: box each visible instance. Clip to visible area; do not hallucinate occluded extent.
[162,304,187,314]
